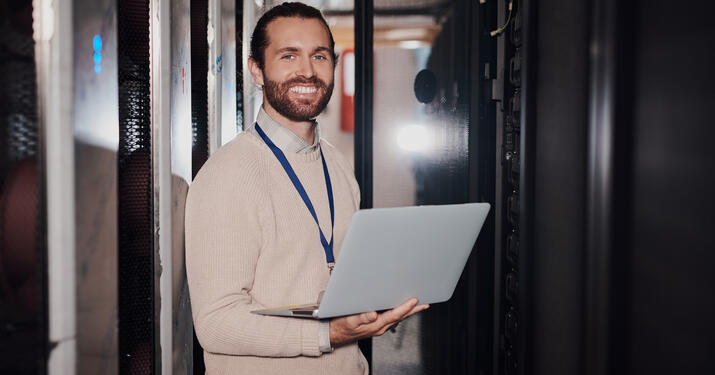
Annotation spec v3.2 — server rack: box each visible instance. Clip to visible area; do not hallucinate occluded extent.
[117,0,194,372]
[0,1,46,372]
[116,1,154,372]
[495,1,715,375]
[493,1,523,373]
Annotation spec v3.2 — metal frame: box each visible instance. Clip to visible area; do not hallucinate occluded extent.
[241,0,261,128]
[150,0,172,372]
[584,1,632,374]
[354,0,374,368]
[36,0,77,372]
[354,0,374,211]
[220,0,237,143]
[584,0,615,371]
[466,0,498,372]
[517,0,537,373]
[169,0,194,373]
[207,0,222,154]
[208,0,238,154]
[492,0,514,373]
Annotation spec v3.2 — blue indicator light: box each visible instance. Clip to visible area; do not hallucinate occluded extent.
[93,35,102,51]
[93,35,102,74]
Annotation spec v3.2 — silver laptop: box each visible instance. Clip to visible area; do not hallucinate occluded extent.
[252,202,490,319]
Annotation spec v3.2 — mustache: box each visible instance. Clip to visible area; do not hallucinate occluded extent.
[283,76,328,88]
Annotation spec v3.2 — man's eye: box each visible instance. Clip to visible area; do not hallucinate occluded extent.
[281,55,295,60]
[313,55,327,60]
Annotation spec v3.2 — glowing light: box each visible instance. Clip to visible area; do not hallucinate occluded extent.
[399,40,424,49]
[397,124,432,152]
[93,35,102,51]
[93,34,102,75]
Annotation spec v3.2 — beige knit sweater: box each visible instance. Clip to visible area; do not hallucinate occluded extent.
[185,131,368,375]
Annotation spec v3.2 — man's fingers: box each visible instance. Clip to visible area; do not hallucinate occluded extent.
[331,302,428,344]
[360,311,378,324]
[376,320,401,336]
[374,302,429,335]
[375,325,392,337]
[379,298,419,325]
[403,304,430,319]
[393,298,419,317]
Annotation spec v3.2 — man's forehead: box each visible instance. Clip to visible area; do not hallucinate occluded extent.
[264,16,331,51]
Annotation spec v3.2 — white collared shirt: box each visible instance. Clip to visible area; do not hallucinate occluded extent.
[249,107,321,154]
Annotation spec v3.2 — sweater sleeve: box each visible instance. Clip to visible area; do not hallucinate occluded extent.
[185,150,322,358]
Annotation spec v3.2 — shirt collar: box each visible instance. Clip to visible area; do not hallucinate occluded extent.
[254,107,321,154]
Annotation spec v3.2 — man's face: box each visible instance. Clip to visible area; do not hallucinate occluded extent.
[250,17,335,122]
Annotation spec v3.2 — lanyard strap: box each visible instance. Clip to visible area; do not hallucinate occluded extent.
[254,123,336,268]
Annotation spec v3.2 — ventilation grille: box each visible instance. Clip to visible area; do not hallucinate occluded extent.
[117,0,154,373]
[0,8,45,374]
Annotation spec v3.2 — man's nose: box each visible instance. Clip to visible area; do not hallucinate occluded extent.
[296,56,316,78]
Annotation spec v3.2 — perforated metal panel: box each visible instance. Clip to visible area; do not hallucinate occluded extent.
[117,0,154,373]
[0,26,38,165]
[0,3,45,373]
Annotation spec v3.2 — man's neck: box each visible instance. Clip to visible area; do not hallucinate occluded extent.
[262,104,315,144]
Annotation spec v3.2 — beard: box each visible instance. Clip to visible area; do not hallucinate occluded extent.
[263,75,334,122]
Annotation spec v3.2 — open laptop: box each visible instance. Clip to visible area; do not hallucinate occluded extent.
[252,202,490,319]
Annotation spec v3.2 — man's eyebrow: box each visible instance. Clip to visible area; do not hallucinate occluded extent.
[275,46,331,54]
[276,47,300,53]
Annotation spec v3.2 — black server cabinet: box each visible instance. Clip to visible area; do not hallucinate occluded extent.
[610,1,715,373]
[510,0,715,375]
[0,1,46,373]
[117,0,154,372]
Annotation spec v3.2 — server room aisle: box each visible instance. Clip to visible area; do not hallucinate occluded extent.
[0,0,714,374]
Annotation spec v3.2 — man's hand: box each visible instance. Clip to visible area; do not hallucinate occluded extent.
[329,298,430,346]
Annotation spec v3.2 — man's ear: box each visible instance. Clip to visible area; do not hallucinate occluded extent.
[248,57,265,86]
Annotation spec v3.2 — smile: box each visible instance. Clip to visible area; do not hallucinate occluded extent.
[290,86,318,94]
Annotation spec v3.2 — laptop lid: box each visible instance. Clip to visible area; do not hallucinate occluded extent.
[315,203,490,319]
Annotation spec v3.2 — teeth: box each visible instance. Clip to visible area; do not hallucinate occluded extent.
[290,86,317,94]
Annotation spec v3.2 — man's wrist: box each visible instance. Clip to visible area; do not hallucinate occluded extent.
[319,320,333,353]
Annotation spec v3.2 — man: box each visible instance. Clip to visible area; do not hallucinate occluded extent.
[185,3,428,374]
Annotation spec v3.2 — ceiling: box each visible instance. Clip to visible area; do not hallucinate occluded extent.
[260,0,454,49]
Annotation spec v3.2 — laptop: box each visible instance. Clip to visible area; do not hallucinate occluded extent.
[252,202,490,319]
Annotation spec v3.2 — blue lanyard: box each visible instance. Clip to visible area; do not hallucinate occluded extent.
[254,123,336,272]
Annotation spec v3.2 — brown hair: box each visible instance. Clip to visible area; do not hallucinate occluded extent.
[250,2,338,70]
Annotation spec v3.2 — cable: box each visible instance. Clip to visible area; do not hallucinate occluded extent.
[490,0,513,37]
